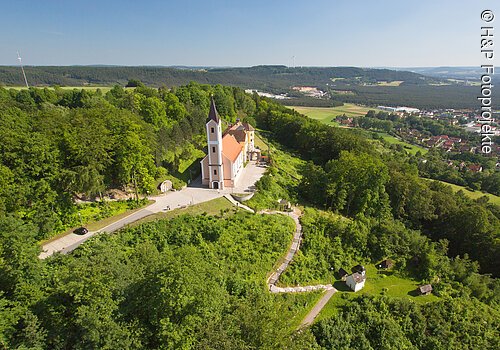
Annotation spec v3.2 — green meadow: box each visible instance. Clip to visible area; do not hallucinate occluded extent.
[423,178,500,206]
[375,132,428,155]
[290,103,384,126]
[290,105,428,155]
[317,264,439,322]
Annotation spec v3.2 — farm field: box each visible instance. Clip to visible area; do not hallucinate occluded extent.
[290,103,384,125]
[291,105,428,155]
[377,80,403,86]
[423,178,500,206]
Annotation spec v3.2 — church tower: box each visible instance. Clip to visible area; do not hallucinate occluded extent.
[205,98,224,189]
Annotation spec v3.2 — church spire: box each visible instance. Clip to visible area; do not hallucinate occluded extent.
[208,96,220,123]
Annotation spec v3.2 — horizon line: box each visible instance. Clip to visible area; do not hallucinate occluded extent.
[0,64,491,69]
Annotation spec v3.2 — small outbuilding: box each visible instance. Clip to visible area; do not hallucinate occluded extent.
[378,259,394,269]
[158,180,173,193]
[352,264,366,274]
[346,272,366,292]
[338,268,349,281]
[417,284,433,295]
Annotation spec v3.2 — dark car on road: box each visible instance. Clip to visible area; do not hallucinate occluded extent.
[74,227,89,235]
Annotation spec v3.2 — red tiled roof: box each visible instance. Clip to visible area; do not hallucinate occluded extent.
[222,134,243,162]
[468,164,482,172]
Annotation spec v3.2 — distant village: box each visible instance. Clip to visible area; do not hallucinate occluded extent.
[337,106,500,169]
[248,86,499,167]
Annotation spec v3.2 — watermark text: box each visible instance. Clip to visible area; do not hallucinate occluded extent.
[479,10,495,154]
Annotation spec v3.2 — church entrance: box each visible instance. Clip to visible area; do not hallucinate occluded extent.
[212,181,219,189]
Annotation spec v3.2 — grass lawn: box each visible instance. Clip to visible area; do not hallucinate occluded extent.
[316,264,439,323]
[278,291,324,331]
[130,197,235,227]
[376,132,428,155]
[85,202,154,231]
[423,178,500,206]
[41,199,154,244]
[254,131,269,151]
[289,104,428,155]
[290,103,385,126]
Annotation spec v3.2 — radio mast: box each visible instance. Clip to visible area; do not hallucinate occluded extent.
[17,51,29,88]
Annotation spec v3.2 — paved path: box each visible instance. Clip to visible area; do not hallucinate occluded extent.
[39,161,333,326]
[300,288,336,327]
[39,162,266,259]
[223,194,255,213]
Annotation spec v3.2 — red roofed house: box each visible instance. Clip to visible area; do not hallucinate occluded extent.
[200,99,255,189]
[468,164,483,173]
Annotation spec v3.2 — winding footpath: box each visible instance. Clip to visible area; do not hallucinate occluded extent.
[260,208,337,328]
[39,161,332,327]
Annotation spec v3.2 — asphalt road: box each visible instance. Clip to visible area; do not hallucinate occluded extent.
[39,162,266,259]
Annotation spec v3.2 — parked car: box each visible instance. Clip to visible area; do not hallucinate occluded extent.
[74,227,89,235]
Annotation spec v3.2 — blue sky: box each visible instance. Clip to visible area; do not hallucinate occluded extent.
[0,0,498,67]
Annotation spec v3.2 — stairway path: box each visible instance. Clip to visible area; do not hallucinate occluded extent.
[257,207,337,328]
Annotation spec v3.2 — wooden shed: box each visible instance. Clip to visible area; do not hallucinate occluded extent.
[417,284,433,295]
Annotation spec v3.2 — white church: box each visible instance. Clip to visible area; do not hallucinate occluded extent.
[200,98,255,189]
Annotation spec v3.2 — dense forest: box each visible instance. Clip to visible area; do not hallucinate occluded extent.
[326,84,487,110]
[0,82,256,240]
[255,102,499,276]
[0,66,437,87]
[1,65,495,109]
[0,84,498,348]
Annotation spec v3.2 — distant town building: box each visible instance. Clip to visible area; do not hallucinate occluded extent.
[377,106,420,114]
[244,89,290,100]
[395,106,420,114]
[467,164,483,173]
[291,86,327,98]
